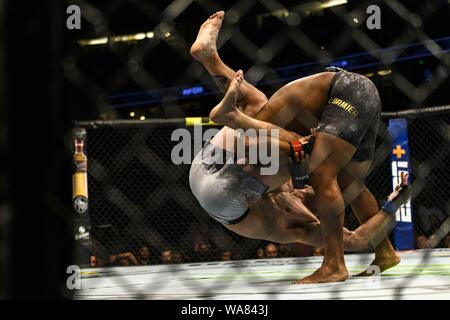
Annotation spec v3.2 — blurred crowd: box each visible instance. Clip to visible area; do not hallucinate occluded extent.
[88,241,323,268]
[415,206,450,249]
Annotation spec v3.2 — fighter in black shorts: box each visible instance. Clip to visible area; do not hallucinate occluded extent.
[190,11,400,284]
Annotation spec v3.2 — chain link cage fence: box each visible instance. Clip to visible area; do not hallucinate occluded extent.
[64,0,450,287]
[72,108,450,267]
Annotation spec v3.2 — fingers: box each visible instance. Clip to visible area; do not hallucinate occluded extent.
[400,172,409,186]
[294,152,300,163]
[293,151,306,163]
[403,172,409,185]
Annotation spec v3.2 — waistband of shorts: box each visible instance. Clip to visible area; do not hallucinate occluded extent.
[327,70,346,99]
[239,171,269,195]
[227,209,250,225]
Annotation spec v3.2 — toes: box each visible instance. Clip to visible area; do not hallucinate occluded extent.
[292,279,308,285]
[210,11,224,20]
[236,70,244,82]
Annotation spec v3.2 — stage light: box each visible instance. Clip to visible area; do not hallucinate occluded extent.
[78,31,156,46]
[320,0,347,9]
[78,37,108,46]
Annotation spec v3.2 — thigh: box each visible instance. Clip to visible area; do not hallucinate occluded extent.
[255,73,333,130]
[254,75,318,127]
[253,84,296,127]
[308,131,356,179]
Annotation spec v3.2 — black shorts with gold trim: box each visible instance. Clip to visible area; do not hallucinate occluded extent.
[318,69,382,161]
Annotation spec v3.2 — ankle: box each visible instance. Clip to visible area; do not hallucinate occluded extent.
[203,54,221,70]
[322,260,348,273]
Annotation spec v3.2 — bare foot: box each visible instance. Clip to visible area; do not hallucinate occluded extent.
[355,251,401,276]
[210,70,243,124]
[293,265,349,284]
[190,11,225,63]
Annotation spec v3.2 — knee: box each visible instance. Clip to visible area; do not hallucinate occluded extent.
[310,168,339,198]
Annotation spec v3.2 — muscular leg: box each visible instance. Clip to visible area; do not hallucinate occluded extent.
[294,131,355,284]
[190,11,267,116]
[338,162,400,274]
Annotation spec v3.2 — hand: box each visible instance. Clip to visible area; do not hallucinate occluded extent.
[387,172,411,204]
[292,150,306,163]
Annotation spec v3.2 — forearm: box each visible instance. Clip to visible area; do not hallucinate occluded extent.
[344,209,395,251]
[220,105,301,142]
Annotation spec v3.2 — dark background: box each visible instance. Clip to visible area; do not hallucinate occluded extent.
[1,0,449,298]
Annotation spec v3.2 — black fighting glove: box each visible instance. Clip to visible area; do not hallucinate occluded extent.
[288,138,315,189]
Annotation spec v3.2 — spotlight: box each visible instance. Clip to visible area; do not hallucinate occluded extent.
[140,116,146,121]
[134,33,146,40]
[130,112,135,117]
[78,37,108,46]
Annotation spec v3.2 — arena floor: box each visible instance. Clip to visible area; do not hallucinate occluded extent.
[75,249,450,300]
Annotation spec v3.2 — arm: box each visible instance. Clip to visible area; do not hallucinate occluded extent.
[344,173,411,251]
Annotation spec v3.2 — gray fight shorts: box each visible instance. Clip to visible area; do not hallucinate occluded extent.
[189,142,268,224]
